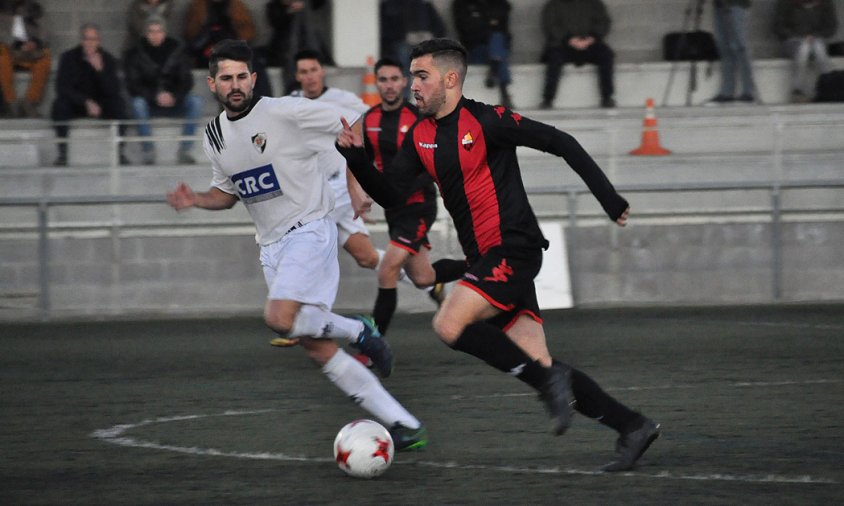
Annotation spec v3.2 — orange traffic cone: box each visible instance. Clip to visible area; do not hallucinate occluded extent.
[629,98,671,156]
[360,55,380,107]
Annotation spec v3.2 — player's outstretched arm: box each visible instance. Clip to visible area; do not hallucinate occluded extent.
[167,183,238,211]
[336,117,402,209]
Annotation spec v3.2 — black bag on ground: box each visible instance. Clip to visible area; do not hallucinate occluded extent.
[663,31,719,61]
[814,71,844,102]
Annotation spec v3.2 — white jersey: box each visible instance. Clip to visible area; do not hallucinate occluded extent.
[290,87,370,206]
[203,96,344,245]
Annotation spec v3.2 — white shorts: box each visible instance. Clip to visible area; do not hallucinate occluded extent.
[259,217,340,310]
[329,200,369,247]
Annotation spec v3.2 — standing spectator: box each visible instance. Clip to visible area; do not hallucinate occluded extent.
[705,0,757,104]
[125,0,175,50]
[452,0,514,108]
[0,0,51,118]
[50,23,129,167]
[183,0,255,68]
[773,0,838,103]
[183,0,272,99]
[380,0,446,81]
[539,0,616,109]
[264,0,332,95]
[124,16,203,165]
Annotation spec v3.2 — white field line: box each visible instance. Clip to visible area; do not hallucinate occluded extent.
[90,404,839,486]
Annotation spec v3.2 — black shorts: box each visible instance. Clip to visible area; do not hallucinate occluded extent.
[459,245,544,330]
[385,200,437,254]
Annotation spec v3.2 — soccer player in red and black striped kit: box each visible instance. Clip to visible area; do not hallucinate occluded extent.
[363,57,465,335]
[338,38,659,472]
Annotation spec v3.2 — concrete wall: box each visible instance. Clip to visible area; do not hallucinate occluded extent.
[2,219,843,321]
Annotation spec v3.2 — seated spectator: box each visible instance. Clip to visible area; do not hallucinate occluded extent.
[183,0,255,68]
[773,0,838,103]
[124,16,202,165]
[50,23,129,167]
[125,0,175,50]
[264,0,331,95]
[539,0,616,109]
[0,0,51,118]
[380,0,446,80]
[452,0,513,108]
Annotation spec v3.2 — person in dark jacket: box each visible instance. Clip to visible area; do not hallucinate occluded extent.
[380,0,446,88]
[773,0,838,102]
[124,16,203,164]
[264,0,331,94]
[539,0,616,109]
[452,0,513,108]
[50,22,129,166]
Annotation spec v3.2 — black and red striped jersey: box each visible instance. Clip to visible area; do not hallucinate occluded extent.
[362,102,436,206]
[341,97,628,261]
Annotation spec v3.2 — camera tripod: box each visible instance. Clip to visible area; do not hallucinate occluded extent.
[662,0,707,106]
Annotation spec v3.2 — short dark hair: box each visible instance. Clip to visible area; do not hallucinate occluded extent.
[208,39,253,77]
[293,49,324,66]
[374,57,403,75]
[409,38,467,83]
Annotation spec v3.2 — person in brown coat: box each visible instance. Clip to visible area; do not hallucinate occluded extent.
[0,0,51,117]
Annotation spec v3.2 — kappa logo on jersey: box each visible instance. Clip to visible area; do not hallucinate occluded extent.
[484,259,514,282]
[251,132,268,154]
[231,164,283,204]
[461,131,475,151]
[418,141,437,149]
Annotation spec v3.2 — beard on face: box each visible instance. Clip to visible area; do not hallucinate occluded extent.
[218,87,253,113]
[416,82,445,117]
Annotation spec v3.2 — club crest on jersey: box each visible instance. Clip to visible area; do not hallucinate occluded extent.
[399,124,410,133]
[461,131,475,151]
[231,164,283,204]
[251,132,268,154]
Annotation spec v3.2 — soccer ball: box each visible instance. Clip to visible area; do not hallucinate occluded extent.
[333,419,394,479]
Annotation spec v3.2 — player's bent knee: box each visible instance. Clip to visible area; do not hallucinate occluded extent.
[264,312,294,336]
[432,313,462,345]
[301,337,338,366]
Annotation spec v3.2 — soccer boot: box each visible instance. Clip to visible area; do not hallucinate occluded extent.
[601,417,661,472]
[269,336,299,347]
[389,423,428,451]
[351,351,374,368]
[427,282,446,307]
[350,315,393,378]
[538,362,576,436]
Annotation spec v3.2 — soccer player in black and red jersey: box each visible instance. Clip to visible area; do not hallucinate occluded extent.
[363,57,465,335]
[337,38,659,472]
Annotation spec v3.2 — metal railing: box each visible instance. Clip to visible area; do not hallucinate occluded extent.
[2,179,844,319]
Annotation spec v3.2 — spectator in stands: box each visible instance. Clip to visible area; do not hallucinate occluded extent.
[0,0,51,118]
[380,0,446,81]
[183,0,272,99]
[125,0,175,50]
[452,0,514,109]
[773,0,838,103]
[539,0,616,109]
[124,16,202,165]
[50,22,129,167]
[264,0,332,95]
[705,0,757,104]
[183,0,255,68]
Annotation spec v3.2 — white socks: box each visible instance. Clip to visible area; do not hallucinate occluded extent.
[322,349,421,430]
[290,305,363,342]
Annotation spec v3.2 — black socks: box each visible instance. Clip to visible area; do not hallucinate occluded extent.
[372,288,397,335]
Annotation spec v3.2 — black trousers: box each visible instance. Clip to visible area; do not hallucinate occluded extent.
[51,95,128,139]
[542,41,615,102]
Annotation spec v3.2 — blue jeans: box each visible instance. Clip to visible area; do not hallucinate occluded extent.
[713,6,755,98]
[131,94,203,152]
[467,31,512,86]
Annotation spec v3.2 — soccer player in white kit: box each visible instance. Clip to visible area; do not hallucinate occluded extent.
[165,40,427,450]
